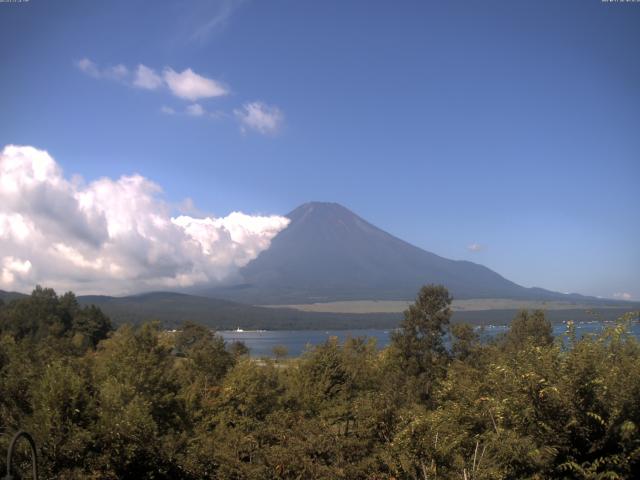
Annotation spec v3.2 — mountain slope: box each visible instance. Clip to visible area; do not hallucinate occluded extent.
[205,202,591,304]
[0,289,27,303]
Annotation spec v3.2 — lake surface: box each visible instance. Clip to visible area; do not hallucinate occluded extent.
[219,321,640,357]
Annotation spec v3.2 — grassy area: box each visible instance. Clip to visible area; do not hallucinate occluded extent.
[262,298,636,314]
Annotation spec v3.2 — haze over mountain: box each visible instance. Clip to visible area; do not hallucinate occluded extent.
[202,202,593,304]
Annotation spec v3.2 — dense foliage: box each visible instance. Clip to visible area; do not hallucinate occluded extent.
[1,285,639,479]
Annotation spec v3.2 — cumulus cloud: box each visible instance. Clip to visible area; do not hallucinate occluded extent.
[1,257,32,286]
[613,292,633,301]
[133,64,163,90]
[467,243,485,253]
[163,67,228,101]
[0,145,289,295]
[234,101,284,135]
[76,58,100,77]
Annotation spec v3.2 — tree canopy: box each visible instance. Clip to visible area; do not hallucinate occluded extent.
[1,285,639,479]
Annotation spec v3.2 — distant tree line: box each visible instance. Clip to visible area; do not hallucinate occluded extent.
[1,285,639,479]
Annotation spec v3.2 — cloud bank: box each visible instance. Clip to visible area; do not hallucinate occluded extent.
[0,145,289,295]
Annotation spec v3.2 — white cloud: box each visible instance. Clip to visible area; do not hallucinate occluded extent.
[172,213,286,267]
[105,64,129,81]
[186,103,206,116]
[78,59,227,102]
[76,59,283,132]
[163,67,228,101]
[234,101,284,135]
[1,256,32,285]
[467,243,485,253]
[133,64,163,90]
[76,58,100,77]
[0,145,289,295]
[613,292,632,300]
[75,58,129,82]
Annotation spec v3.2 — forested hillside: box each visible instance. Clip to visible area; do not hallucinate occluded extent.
[1,286,639,479]
[76,291,402,330]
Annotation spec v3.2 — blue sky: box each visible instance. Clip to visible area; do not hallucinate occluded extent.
[0,0,638,299]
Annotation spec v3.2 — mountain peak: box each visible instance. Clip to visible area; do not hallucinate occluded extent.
[294,201,343,209]
[287,201,354,219]
[285,202,369,232]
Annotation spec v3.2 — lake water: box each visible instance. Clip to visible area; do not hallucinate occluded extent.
[219,321,640,357]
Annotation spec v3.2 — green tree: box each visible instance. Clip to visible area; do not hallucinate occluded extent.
[450,323,481,362]
[0,287,111,350]
[174,322,235,419]
[504,309,553,351]
[0,286,70,341]
[71,303,112,348]
[390,284,452,403]
[91,322,186,478]
[27,358,96,478]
